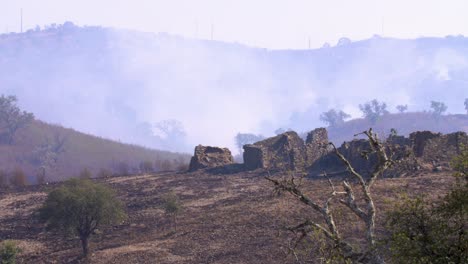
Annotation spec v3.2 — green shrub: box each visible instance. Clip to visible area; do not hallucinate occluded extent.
[0,240,21,264]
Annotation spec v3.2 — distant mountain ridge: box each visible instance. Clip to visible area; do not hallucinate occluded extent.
[0,23,467,152]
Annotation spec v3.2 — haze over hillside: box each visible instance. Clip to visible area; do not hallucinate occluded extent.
[1,23,467,153]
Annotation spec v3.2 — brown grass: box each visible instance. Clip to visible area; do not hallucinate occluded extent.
[0,169,456,263]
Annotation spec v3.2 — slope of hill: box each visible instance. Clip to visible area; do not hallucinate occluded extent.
[327,112,468,144]
[0,169,456,263]
[1,23,467,152]
[0,119,190,183]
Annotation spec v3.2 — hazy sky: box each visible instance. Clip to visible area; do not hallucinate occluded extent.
[2,0,468,49]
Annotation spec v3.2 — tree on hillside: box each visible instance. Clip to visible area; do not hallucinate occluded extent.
[0,95,34,144]
[359,99,389,124]
[38,178,126,257]
[235,133,265,154]
[385,147,467,263]
[33,132,68,183]
[430,101,448,116]
[320,109,351,127]
[464,98,468,114]
[267,129,400,263]
[153,119,187,151]
[139,160,154,174]
[0,170,8,189]
[9,168,28,188]
[395,104,408,113]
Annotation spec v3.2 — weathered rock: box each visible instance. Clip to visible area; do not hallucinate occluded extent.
[189,145,234,171]
[243,131,306,171]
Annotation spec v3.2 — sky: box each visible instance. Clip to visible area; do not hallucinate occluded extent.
[1,0,468,49]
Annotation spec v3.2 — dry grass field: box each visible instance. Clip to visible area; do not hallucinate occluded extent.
[0,169,456,263]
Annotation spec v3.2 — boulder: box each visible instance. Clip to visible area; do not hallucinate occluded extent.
[188,145,234,171]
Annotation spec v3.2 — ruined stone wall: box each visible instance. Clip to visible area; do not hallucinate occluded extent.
[243,131,306,171]
[305,128,330,167]
[243,128,330,171]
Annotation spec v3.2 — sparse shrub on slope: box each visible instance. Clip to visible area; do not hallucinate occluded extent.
[139,160,154,174]
[0,240,21,264]
[38,178,126,257]
[162,192,183,232]
[0,170,7,189]
[78,168,92,179]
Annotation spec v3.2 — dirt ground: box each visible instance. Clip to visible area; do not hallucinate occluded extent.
[0,169,456,263]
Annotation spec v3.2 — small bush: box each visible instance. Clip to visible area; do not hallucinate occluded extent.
[0,170,8,189]
[78,168,92,179]
[0,240,21,264]
[97,168,112,178]
[162,192,182,232]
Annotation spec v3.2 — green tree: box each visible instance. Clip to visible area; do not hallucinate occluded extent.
[320,109,351,126]
[0,240,21,264]
[385,148,468,263]
[38,178,126,256]
[0,95,34,144]
[396,104,408,113]
[359,99,389,124]
[162,192,182,232]
[430,101,448,116]
[235,133,265,154]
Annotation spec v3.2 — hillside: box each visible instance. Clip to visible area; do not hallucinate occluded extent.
[327,112,468,144]
[1,23,467,152]
[0,169,457,263]
[0,119,190,183]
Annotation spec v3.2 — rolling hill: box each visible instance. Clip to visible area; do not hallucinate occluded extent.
[0,118,190,184]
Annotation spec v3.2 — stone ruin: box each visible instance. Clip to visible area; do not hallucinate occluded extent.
[409,131,468,171]
[188,145,234,171]
[310,130,467,176]
[187,128,467,175]
[243,128,329,171]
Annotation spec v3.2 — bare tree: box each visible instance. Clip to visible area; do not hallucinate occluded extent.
[0,95,34,144]
[267,129,398,263]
